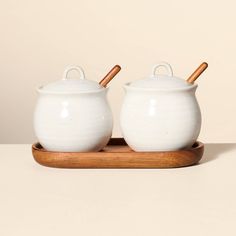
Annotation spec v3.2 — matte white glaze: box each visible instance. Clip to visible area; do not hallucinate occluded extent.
[34,66,113,152]
[120,62,201,151]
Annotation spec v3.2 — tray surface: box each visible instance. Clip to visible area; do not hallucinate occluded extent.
[32,138,204,168]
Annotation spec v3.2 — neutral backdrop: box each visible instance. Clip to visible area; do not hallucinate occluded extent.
[0,0,235,143]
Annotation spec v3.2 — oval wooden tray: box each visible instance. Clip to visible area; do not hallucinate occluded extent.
[32,138,204,168]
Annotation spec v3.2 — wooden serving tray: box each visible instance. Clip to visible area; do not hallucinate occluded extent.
[32,138,204,168]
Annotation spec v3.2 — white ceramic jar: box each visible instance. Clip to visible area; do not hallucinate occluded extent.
[120,62,201,151]
[34,65,113,152]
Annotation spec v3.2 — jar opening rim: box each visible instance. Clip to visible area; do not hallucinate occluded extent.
[37,86,108,95]
[124,83,198,92]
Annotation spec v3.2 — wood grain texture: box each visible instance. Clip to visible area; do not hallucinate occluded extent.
[99,65,121,87]
[32,138,204,168]
[187,62,208,84]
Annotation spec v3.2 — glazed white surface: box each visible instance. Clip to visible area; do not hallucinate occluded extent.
[121,87,201,151]
[129,62,190,89]
[40,65,102,93]
[120,63,201,151]
[34,66,113,152]
[34,90,113,152]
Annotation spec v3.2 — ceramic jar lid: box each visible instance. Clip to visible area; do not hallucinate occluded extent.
[129,62,190,90]
[39,65,102,93]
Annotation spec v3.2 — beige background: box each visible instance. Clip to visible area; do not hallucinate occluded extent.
[1,143,236,235]
[0,0,235,143]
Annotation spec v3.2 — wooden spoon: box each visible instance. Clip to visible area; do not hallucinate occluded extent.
[186,62,208,84]
[99,65,121,87]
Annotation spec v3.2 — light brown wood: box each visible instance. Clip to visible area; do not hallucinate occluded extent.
[186,62,208,84]
[32,138,204,168]
[99,65,121,87]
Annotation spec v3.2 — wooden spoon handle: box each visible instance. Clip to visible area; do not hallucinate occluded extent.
[99,65,121,87]
[187,62,208,84]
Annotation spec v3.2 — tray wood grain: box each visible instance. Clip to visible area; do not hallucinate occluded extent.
[32,138,204,168]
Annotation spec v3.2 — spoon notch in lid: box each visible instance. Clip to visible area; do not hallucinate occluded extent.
[186,62,208,84]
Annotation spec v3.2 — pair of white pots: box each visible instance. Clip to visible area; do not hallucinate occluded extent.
[34,63,201,152]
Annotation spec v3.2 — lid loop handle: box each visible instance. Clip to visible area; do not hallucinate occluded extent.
[152,62,173,77]
[63,65,85,80]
